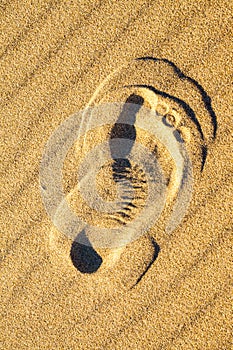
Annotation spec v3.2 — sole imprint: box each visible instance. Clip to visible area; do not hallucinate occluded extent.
[46,57,217,288]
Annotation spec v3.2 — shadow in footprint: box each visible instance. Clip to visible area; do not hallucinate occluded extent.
[70,230,102,273]
[110,93,144,204]
[131,238,160,288]
[70,94,161,278]
[70,94,145,274]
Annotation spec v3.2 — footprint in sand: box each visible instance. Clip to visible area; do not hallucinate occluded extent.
[40,57,217,289]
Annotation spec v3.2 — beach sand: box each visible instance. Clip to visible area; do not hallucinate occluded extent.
[1,1,232,349]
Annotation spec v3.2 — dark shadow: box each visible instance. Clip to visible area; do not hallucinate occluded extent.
[172,129,184,144]
[70,230,102,273]
[70,94,144,273]
[201,145,208,172]
[110,93,144,185]
[131,237,160,288]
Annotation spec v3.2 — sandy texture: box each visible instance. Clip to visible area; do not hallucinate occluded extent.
[1,1,232,349]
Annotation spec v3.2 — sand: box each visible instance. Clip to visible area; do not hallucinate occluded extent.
[1,0,232,349]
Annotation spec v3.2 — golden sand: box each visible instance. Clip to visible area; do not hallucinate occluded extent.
[1,1,232,349]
